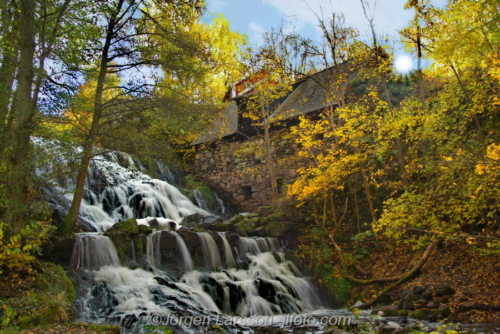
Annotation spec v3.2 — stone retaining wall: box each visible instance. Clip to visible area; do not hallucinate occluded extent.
[193,129,310,212]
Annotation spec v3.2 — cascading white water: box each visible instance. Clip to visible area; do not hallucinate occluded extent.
[146,231,162,269]
[33,137,211,232]
[197,232,222,271]
[219,232,236,268]
[71,234,120,270]
[239,237,280,255]
[173,232,193,272]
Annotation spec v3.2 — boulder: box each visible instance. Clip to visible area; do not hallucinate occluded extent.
[224,232,241,248]
[149,219,160,230]
[199,221,236,232]
[398,292,426,310]
[106,218,139,235]
[51,238,77,266]
[427,300,440,309]
[138,224,152,234]
[422,289,433,300]
[435,284,455,296]
[249,226,267,237]
[234,226,248,237]
[236,219,256,233]
[105,230,132,262]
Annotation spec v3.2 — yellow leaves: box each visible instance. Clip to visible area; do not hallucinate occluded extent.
[465,237,476,245]
[442,155,453,161]
[476,143,500,175]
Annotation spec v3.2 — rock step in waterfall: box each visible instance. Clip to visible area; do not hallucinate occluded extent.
[70,230,322,333]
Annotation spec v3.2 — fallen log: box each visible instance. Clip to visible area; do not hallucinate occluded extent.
[458,304,500,311]
[355,238,444,309]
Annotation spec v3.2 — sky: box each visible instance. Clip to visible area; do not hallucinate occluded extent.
[203,0,449,73]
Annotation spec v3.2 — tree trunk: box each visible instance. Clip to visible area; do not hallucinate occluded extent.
[60,1,122,236]
[263,104,278,199]
[0,3,19,162]
[4,0,36,238]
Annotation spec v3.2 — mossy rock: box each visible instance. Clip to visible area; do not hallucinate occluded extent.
[435,284,455,296]
[138,224,152,234]
[234,226,248,237]
[408,306,450,320]
[135,237,144,254]
[106,218,139,235]
[236,219,256,233]
[228,214,246,225]
[5,262,76,329]
[265,220,287,238]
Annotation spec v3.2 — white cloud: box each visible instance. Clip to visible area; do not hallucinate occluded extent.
[261,0,417,43]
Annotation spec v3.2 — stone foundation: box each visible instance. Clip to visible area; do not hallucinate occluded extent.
[193,129,309,212]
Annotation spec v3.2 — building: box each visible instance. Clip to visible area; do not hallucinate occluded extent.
[191,66,353,212]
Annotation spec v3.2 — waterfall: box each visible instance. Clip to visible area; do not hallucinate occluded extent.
[197,232,222,271]
[146,231,162,271]
[173,232,193,272]
[239,237,280,255]
[34,137,211,232]
[39,138,326,333]
[156,160,176,184]
[191,189,210,211]
[219,232,236,268]
[71,234,119,270]
[214,192,228,218]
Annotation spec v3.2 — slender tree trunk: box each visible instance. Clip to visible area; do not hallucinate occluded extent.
[4,0,36,238]
[60,1,123,235]
[0,1,19,162]
[0,48,18,162]
[263,104,278,199]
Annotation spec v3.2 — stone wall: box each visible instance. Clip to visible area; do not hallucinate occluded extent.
[193,129,310,212]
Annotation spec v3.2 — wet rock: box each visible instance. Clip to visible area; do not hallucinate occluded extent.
[207,230,224,251]
[138,224,152,234]
[234,226,248,237]
[201,215,222,225]
[105,230,132,262]
[435,284,455,296]
[106,218,139,235]
[76,216,98,233]
[249,226,267,237]
[149,219,159,229]
[51,238,77,266]
[159,231,178,251]
[224,231,241,248]
[200,221,236,232]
